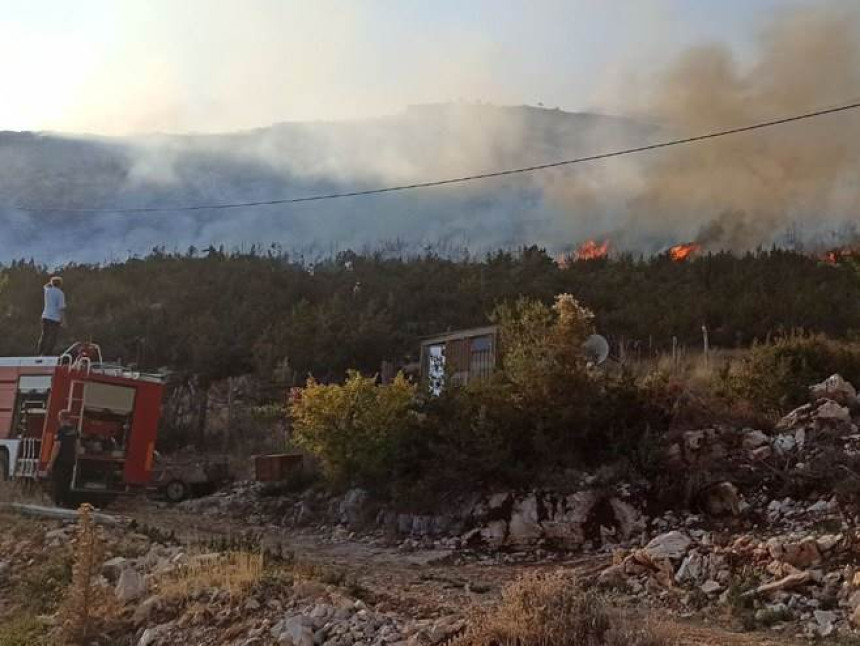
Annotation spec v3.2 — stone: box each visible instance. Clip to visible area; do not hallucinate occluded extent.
[339,488,370,527]
[767,499,784,517]
[753,571,812,596]
[810,374,856,406]
[700,482,740,517]
[813,610,837,637]
[101,556,131,582]
[794,427,806,449]
[742,430,769,450]
[815,400,851,424]
[115,567,146,603]
[279,616,315,646]
[750,445,772,460]
[643,531,692,561]
[807,500,829,514]
[138,623,172,646]
[609,498,646,539]
[782,539,822,568]
[683,430,706,452]
[772,434,796,456]
[597,564,629,591]
[675,550,705,585]
[507,494,541,545]
[133,595,163,626]
[816,534,841,552]
[479,520,507,547]
[851,605,860,627]
[700,580,722,595]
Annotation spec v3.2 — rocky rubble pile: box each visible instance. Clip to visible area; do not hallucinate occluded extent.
[1,516,466,646]
[595,374,860,638]
[180,477,650,556]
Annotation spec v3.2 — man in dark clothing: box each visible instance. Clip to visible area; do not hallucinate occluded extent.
[49,411,77,507]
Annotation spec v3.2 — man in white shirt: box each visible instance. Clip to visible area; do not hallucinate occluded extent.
[37,276,66,355]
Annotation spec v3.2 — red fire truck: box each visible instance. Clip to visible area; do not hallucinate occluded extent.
[0,343,164,503]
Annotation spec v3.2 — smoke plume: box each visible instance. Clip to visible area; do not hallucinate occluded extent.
[550,2,860,252]
[1,3,859,263]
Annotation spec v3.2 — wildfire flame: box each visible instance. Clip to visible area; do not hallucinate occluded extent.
[669,243,702,262]
[821,248,857,264]
[575,239,610,261]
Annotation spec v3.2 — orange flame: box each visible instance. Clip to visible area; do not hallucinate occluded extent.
[669,243,702,262]
[575,239,610,261]
[821,248,856,264]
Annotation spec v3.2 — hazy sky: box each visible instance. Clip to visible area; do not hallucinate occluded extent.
[0,0,819,135]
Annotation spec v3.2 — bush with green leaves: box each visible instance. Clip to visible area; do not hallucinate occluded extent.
[726,333,860,415]
[290,294,674,501]
[290,371,415,489]
[390,294,672,504]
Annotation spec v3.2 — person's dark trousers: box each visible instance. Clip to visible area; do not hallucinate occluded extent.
[52,464,74,507]
[37,318,60,355]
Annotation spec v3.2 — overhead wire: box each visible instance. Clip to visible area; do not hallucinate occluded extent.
[14,99,860,215]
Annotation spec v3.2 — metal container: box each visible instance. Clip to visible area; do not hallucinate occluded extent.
[253,453,303,482]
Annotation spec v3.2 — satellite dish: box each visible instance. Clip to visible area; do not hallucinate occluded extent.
[582,334,610,365]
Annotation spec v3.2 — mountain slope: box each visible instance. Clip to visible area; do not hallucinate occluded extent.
[0,105,655,263]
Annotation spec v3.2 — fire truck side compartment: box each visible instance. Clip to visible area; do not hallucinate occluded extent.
[38,368,163,487]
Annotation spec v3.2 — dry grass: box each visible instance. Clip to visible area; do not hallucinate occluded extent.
[450,570,677,646]
[626,349,743,390]
[0,478,51,505]
[154,550,264,600]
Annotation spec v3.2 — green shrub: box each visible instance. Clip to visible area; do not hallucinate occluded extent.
[726,333,860,415]
[290,371,415,489]
[292,295,673,503]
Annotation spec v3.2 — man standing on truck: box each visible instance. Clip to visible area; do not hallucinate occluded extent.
[37,276,66,356]
[49,410,77,507]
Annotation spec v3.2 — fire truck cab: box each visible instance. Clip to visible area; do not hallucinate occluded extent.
[0,343,164,501]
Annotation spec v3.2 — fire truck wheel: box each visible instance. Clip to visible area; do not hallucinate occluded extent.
[164,479,188,503]
[0,451,8,481]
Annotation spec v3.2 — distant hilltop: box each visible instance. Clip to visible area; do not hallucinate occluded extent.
[0,104,655,263]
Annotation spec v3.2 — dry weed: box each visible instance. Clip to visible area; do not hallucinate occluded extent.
[57,503,117,645]
[450,570,676,646]
[154,550,264,600]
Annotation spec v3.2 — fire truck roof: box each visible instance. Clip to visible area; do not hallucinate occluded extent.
[0,357,60,368]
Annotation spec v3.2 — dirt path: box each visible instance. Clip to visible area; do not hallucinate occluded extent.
[671,622,801,646]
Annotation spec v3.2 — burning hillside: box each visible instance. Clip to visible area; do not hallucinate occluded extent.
[669,243,702,262]
[575,240,610,261]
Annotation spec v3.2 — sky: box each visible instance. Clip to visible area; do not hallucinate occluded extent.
[0,0,814,135]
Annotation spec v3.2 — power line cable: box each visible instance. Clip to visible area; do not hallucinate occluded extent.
[15,99,860,214]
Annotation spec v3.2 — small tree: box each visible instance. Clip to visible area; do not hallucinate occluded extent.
[290,371,415,488]
[493,292,595,398]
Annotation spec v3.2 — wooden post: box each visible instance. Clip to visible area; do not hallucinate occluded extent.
[702,324,710,368]
[672,336,678,369]
[224,377,234,453]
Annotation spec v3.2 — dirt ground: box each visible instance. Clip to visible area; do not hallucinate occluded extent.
[103,496,807,646]
[0,475,810,646]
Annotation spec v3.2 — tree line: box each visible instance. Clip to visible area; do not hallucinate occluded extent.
[1,245,858,385]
